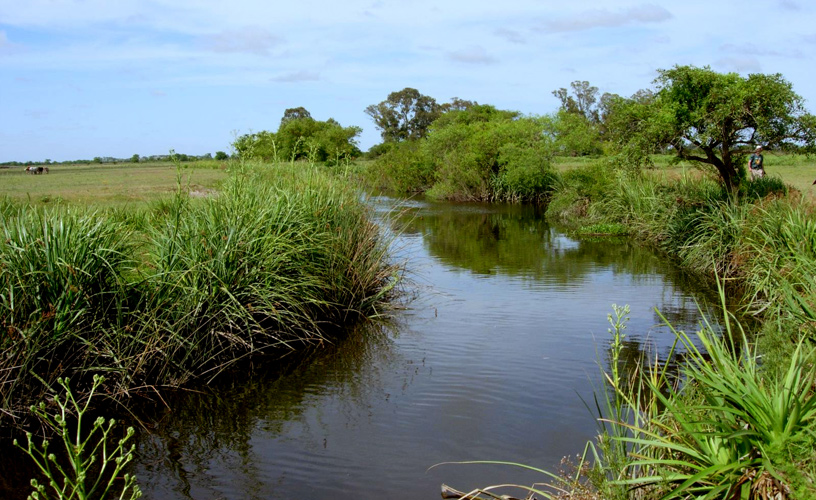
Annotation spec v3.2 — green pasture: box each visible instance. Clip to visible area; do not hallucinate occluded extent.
[0,161,228,206]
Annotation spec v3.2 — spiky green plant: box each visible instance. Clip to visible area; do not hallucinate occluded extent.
[611,288,816,499]
[14,375,142,500]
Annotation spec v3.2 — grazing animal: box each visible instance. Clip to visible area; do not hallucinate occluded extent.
[25,166,48,174]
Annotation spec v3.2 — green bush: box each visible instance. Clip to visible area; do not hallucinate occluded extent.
[366,141,434,193]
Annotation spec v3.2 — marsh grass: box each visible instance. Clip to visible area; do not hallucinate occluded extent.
[0,161,399,420]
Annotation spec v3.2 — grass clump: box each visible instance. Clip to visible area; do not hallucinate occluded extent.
[0,162,399,420]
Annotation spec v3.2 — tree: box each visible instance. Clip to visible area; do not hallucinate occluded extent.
[233,112,361,164]
[547,109,603,156]
[441,97,478,113]
[421,104,555,201]
[365,88,442,142]
[607,65,816,191]
[280,107,312,127]
[130,154,140,163]
[551,81,609,156]
[215,151,229,161]
[552,81,601,123]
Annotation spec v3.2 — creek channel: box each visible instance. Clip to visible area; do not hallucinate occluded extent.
[4,195,721,499]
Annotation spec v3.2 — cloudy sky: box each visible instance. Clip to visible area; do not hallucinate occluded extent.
[1,0,814,162]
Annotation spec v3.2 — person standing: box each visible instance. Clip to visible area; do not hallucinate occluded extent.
[748,146,765,180]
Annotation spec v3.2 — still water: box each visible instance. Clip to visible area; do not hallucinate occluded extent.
[5,196,718,499]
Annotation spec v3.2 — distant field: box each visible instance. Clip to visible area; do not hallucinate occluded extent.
[553,153,816,200]
[0,161,228,206]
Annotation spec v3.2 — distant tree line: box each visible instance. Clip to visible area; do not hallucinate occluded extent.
[364,66,816,197]
[1,151,231,167]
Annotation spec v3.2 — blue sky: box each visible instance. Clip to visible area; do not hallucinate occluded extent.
[1,0,814,162]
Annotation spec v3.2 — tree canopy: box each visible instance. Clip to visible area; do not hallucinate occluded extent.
[233,108,361,164]
[280,106,312,127]
[365,88,443,143]
[548,80,620,156]
[606,65,816,190]
[370,104,556,201]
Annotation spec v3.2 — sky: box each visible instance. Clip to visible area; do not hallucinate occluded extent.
[1,0,815,162]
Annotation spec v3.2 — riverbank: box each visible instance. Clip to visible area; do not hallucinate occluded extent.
[540,161,816,498]
[0,161,400,423]
[545,162,814,365]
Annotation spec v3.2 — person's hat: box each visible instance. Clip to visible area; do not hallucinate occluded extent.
[755,145,763,151]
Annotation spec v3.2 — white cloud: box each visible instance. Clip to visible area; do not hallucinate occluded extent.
[715,56,762,73]
[447,46,497,64]
[494,28,526,44]
[271,70,321,82]
[538,4,673,33]
[719,43,804,59]
[199,27,283,56]
[0,30,23,54]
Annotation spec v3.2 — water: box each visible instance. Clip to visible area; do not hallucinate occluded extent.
[2,196,718,499]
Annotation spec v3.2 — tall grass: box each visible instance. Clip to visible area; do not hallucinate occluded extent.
[0,207,132,415]
[0,162,399,420]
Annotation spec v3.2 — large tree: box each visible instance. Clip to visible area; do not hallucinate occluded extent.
[607,65,816,190]
[550,80,618,156]
[365,88,442,142]
[552,80,602,123]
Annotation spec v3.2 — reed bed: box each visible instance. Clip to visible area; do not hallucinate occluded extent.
[0,163,399,421]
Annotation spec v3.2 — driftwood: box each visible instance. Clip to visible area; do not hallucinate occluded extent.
[441,483,536,500]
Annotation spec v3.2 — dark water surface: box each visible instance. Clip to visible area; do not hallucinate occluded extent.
[2,196,718,499]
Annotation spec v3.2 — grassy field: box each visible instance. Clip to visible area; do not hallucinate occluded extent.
[0,161,228,206]
[553,153,816,200]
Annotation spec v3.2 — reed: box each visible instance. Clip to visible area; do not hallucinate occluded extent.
[0,206,132,414]
[0,162,399,420]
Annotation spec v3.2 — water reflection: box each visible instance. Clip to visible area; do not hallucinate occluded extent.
[2,195,723,500]
[133,324,406,499]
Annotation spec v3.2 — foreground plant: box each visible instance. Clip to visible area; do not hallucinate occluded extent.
[442,290,816,499]
[614,311,816,499]
[14,375,142,500]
